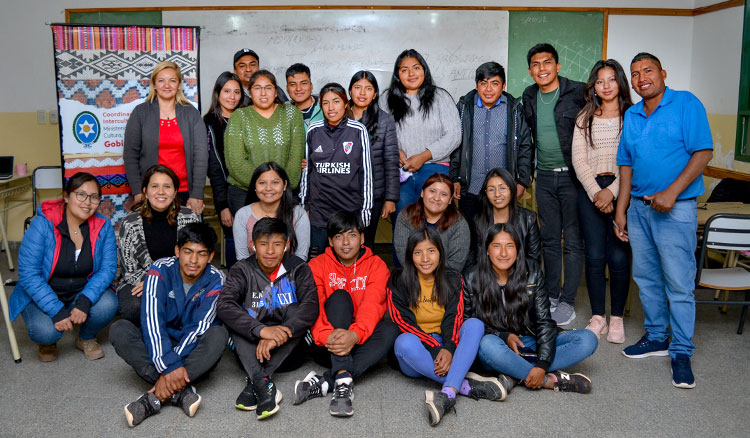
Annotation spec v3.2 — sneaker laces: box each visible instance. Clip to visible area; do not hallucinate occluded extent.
[333,382,352,400]
[305,375,324,398]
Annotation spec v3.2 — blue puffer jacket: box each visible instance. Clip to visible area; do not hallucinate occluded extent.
[9,199,117,321]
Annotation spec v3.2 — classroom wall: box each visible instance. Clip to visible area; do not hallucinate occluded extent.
[0,0,744,241]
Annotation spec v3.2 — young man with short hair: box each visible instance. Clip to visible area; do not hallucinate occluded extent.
[450,61,533,248]
[293,211,399,417]
[216,217,318,419]
[110,223,228,427]
[615,52,713,389]
[522,43,586,326]
[233,48,289,102]
[286,63,323,130]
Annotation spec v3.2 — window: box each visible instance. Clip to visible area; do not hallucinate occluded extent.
[735,0,750,162]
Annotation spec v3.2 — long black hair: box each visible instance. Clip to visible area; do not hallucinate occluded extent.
[576,59,633,147]
[348,70,380,145]
[205,71,248,122]
[243,162,298,254]
[386,49,437,124]
[319,82,353,122]
[399,227,452,308]
[475,167,518,243]
[474,222,529,334]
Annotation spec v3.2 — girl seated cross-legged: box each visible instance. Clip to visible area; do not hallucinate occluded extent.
[387,227,507,427]
[463,222,598,396]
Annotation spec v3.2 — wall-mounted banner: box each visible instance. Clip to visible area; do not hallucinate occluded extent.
[51,24,200,226]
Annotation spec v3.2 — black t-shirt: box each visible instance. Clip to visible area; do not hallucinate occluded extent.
[49,214,93,303]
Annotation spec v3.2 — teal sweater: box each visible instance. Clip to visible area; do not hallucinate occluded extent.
[225,104,305,189]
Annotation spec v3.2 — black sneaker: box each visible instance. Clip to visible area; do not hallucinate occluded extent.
[253,377,282,420]
[671,354,696,389]
[124,392,161,427]
[170,385,201,417]
[464,372,507,401]
[424,390,456,426]
[622,333,670,359]
[329,379,354,417]
[235,377,258,411]
[550,371,592,394]
[293,371,327,405]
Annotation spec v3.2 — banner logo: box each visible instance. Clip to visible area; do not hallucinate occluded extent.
[72,111,100,148]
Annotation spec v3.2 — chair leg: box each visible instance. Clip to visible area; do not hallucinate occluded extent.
[738,291,750,335]
[0,273,21,362]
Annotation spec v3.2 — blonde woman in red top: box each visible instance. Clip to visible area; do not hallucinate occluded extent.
[124,61,208,214]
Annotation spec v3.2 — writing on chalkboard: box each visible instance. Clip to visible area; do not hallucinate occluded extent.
[522,16,549,25]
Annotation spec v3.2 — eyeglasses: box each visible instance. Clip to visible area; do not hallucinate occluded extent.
[74,191,101,204]
[251,85,275,93]
[486,185,510,194]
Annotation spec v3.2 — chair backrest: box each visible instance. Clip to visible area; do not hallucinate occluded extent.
[703,214,750,251]
[31,166,63,211]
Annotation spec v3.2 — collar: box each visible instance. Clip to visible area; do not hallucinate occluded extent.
[476,93,506,109]
[57,209,89,238]
[632,87,675,117]
[325,117,348,132]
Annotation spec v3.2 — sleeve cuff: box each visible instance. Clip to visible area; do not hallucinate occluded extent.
[536,360,551,372]
[252,324,266,339]
[52,308,70,324]
[74,295,92,314]
[427,344,441,360]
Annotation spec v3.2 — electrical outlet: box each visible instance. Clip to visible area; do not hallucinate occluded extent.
[37,110,46,124]
[49,110,58,124]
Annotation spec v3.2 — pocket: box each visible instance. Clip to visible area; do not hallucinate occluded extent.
[666,201,696,224]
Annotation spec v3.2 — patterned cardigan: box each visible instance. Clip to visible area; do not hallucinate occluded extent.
[116,207,200,294]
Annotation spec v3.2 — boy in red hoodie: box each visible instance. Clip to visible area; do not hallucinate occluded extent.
[292,211,399,417]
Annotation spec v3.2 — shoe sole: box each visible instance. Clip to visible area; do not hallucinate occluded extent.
[621,349,669,359]
[257,389,283,420]
[554,311,576,326]
[670,368,696,389]
[329,407,354,417]
[235,402,257,411]
[124,405,136,428]
[606,334,625,344]
[465,372,507,401]
[185,393,201,417]
[424,391,441,426]
[76,341,104,360]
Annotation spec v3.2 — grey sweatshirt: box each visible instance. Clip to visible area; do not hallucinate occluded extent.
[393,209,471,272]
[380,88,461,163]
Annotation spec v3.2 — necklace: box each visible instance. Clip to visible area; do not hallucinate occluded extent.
[539,87,559,105]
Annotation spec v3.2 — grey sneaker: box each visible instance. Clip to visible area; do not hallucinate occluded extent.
[549,297,560,313]
[124,392,161,427]
[329,379,354,417]
[464,372,507,401]
[424,390,456,426]
[294,371,327,405]
[171,385,201,417]
[551,302,576,326]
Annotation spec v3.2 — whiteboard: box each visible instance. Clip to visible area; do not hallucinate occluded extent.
[164,10,509,110]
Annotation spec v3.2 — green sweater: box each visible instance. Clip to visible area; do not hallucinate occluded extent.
[225,104,305,189]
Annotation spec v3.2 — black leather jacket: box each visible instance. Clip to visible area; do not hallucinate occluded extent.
[522,76,586,176]
[450,90,533,195]
[462,263,558,371]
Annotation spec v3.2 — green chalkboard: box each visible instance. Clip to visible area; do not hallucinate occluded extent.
[68,11,162,26]
[507,11,604,97]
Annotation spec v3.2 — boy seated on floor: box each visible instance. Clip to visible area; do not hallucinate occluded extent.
[110,222,228,427]
[216,217,319,420]
[293,211,400,417]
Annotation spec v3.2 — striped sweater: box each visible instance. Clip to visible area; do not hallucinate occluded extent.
[141,257,225,374]
[386,269,464,359]
[571,115,622,201]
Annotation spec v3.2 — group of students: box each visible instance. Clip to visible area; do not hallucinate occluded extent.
[9,40,713,428]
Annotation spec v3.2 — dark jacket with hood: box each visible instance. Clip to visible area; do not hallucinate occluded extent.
[216,253,318,341]
[450,90,533,193]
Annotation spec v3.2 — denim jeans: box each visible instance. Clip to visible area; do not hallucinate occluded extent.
[21,289,118,345]
[535,170,584,305]
[627,198,698,358]
[577,176,631,316]
[478,329,598,380]
[394,318,484,391]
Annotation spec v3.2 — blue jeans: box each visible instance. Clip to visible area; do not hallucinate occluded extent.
[478,329,598,381]
[21,289,118,345]
[394,318,484,390]
[535,170,584,305]
[627,198,698,358]
[577,177,631,316]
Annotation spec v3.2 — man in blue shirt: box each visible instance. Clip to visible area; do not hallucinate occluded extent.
[614,52,713,389]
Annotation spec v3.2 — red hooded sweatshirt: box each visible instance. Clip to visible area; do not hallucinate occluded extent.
[309,246,390,346]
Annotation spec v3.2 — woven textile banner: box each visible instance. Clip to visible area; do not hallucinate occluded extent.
[51,24,200,226]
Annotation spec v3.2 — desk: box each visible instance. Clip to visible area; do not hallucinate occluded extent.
[697,202,750,227]
[0,174,32,270]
